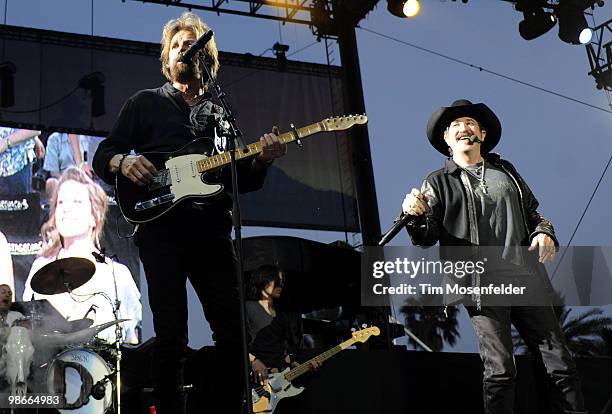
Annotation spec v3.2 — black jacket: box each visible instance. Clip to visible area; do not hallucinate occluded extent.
[93,83,269,243]
[405,153,557,306]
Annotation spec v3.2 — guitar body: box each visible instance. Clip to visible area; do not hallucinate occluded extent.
[115,139,224,224]
[251,368,304,414]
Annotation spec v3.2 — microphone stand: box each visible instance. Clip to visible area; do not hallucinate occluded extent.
[95,249,123,414]
[199,55,254,414]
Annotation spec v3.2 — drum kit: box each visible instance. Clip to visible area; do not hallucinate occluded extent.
[6,257,127,414]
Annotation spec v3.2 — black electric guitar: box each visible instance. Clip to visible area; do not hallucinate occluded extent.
[115,114,368,224]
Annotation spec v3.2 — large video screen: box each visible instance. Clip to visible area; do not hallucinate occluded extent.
[0,126,142,345]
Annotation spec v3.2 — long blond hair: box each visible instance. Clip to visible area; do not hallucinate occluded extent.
[41,167,108,258]
[160,12,220,86]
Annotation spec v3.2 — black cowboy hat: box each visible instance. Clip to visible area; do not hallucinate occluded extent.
[426,99,502,156]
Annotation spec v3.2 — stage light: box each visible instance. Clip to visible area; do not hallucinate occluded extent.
[579,27,593,44]
[272,42,289,61]
[387,0,420,18]
[78,72,105,117]
[403,0,420,17]
[0,62,16,108]
[558,9,591,44]
[518,8,557,40]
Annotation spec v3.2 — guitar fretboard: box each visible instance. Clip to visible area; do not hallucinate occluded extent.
[284,337,355,382]
[195,122,324,173]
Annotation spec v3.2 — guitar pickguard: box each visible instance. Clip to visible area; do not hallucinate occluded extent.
[165,154,223,200]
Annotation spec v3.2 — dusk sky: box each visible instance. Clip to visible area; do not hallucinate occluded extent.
[4,0,611,351]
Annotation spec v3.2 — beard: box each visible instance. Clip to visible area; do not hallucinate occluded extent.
[170,60,201,83]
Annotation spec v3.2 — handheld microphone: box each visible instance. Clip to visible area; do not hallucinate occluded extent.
[179,30,214,64]
[378,214,413,246]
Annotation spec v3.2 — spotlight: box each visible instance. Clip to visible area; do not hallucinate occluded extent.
[579,27,593,43]
[0,62,16,108]
[557,8,591,44]
[518,8,557,40]
[78,72,105,117]
[272,42,289,61]
[387,0,420,18]
[272,43,289,71]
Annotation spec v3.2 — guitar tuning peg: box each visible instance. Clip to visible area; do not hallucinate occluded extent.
[361,323,367,329]
[351,327,356,332]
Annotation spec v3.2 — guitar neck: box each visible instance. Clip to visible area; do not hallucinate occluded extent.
[284,337,355,382]
[196,121,325,173]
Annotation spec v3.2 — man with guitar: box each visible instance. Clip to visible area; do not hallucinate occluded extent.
[93,12,286,414]
[246,265,320,384]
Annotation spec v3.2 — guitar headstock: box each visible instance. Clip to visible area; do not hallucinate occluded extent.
[351,325,380,343]
[322,114,368,131]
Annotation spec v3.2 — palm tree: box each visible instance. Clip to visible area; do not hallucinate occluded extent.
[400,301,460,352]
[513,299,612,356]
[557,307,612,356]
[599,327,612,356]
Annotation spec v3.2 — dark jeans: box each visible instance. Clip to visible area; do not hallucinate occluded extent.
[139,236,244,414]
[0,164,32,195]
[467,305,587,414]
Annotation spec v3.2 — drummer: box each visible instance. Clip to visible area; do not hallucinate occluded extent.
[0,285,23,329]
[22,167,141,344]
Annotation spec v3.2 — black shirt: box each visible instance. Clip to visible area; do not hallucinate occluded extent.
[246,301,274,346]
[250,311,298,370]
[93,82,268,243]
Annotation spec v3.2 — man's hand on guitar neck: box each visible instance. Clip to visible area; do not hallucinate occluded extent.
[110,154,158,186]
[254,126,287,168]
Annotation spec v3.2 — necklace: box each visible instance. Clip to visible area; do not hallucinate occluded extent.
[462,160,488,194]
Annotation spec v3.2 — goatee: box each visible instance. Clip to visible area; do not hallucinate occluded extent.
[170,62,201,84]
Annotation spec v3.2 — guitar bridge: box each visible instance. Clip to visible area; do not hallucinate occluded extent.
[134,193,175,211]
[147,169,171,191]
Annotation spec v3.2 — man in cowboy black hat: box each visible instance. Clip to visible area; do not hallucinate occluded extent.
[402,99,587,414]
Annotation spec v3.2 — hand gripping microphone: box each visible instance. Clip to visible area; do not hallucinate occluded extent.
[179,30,214,64]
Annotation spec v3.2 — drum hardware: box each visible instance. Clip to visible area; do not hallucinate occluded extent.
[10,253,129,413]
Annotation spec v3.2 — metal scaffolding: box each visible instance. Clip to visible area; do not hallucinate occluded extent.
[126,0,379,38]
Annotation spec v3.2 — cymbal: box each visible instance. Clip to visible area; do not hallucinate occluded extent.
[30,257,96,295]
[67,318,94,332]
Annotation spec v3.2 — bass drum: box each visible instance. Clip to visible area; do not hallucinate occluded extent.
[47,348,113,413]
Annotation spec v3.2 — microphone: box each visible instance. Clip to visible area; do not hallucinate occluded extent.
[179,30,214,64]
[462,135,483,144]
[92,249,106,263]
[378,214,413,246]
[91,377,108,400]
[83,304,97,320]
